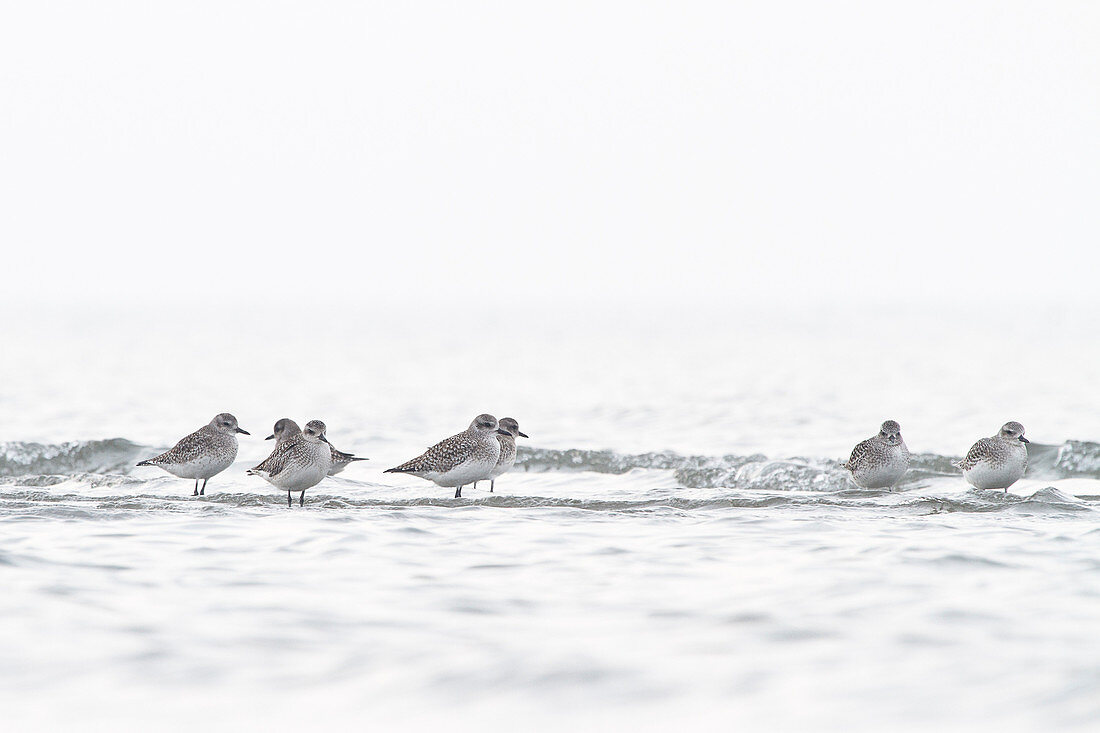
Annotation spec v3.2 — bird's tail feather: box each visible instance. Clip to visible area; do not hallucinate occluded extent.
[333,449,369,463]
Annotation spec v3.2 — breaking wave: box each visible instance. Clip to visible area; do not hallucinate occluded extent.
[0,440,1096,512]
[0,439,150,477]
[515,442,1098,489]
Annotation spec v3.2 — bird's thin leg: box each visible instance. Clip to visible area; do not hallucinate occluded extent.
[490,480,495,493]
[299,490,305,507]
[287,491,292,508]
[200,479,208,496]
[192,480,199,496]
[455,485,463,499]
[472,481,479,491]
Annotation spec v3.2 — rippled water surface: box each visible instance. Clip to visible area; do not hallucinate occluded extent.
[1,305,1098,730]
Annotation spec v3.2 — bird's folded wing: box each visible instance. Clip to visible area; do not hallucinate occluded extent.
[845,438,874,471]
[331,447,365,463]
[390,434,473,474]
[156,429,213,464]
[252,442,298,478]
[959,439,994,470]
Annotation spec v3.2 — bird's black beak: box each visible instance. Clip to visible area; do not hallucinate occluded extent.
[237,428,251,435]
[517,431,529,438]
[1020,436,1030,443]
[320,435,332,445]
[496,428,510,436]
[265,434,275,440]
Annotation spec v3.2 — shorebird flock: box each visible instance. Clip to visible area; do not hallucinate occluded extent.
[136,413,528,506]
[844,420,1029,492]
[136,414,1029,506]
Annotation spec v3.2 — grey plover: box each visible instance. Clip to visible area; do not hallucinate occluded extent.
[954,421,1029,491]
[248,419,334,506]
[266,417,367,475]
[136,413,249,495]
[475,417,528,493]
[384,414,506,498]
[843,420,910,489]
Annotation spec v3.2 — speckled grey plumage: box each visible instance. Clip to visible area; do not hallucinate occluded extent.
[267,418,367,476]
[483,417,528,493]
[248,419,334,505]
[954,421,1029,491]
[136,413,249,495]
[384,414,504,498]
[843,420,910,489]
[328,447,366,475]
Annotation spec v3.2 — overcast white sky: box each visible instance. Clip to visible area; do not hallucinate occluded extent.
[1,1,1097,311]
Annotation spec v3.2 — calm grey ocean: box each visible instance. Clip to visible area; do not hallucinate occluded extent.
[1,303,1098,731]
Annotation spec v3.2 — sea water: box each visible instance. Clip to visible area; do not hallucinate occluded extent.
[0,303,1097,731]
